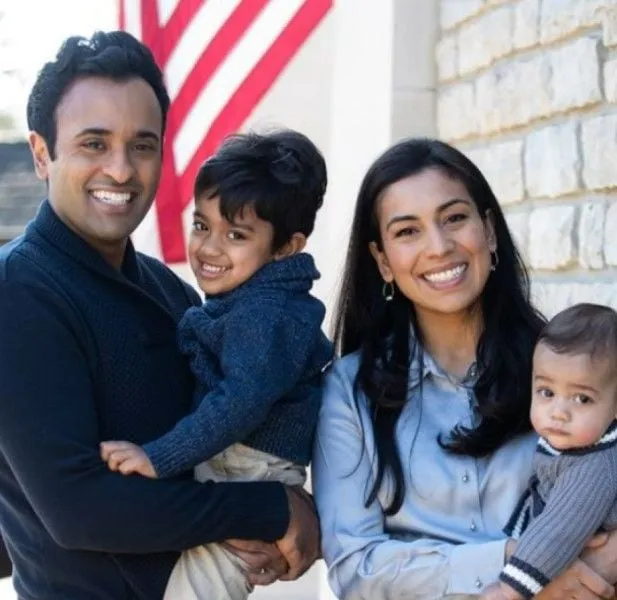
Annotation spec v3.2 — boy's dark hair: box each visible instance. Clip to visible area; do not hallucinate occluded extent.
[27,30,170,160]
[538,303,617,361]
[194,130,327,250]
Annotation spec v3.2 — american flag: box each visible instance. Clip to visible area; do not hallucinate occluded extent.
[119,0,332,264]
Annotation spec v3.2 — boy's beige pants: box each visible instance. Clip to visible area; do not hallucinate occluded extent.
[163,443,305,600]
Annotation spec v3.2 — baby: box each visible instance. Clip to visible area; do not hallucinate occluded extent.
[482,303,617,599]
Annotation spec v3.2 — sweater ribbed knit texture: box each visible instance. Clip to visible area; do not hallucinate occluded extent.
[143,253,334,477]
[500,421,617,598]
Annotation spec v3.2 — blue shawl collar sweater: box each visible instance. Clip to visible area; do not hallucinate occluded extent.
[143,253,334,477]
[0,200,288,599]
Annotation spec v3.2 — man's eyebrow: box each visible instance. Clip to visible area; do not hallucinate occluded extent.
[74,128,160,143]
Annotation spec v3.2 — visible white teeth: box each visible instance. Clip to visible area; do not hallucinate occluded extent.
[424,264,466,283]
[202,264,227,273]
[91,190,132,206]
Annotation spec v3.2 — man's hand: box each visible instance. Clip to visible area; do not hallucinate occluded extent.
[535,559,614,600]
[275,486,320,582]
[223,540,288,586]
[100,441,157,478]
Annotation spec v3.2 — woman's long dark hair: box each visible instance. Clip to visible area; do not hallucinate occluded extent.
[333,138,545,515]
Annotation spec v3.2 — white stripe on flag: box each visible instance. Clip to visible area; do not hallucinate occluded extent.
[165,0,242,101]
[156,0,181,27]
[122,0,142,40]
[172,0,305,174]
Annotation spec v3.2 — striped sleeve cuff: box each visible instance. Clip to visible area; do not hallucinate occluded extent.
[500,556,550,599]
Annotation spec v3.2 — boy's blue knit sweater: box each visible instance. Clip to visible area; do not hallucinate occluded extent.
[144,253,334,477]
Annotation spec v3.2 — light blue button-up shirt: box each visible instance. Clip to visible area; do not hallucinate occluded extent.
[312,350,537,599]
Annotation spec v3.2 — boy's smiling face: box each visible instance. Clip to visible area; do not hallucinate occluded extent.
[530,342,617,450]
[188,194,276,296]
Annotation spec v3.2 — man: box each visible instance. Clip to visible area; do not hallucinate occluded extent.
[0,31,319,599]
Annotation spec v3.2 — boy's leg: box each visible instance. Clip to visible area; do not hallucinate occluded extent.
[164,543,252,600]
[164,445,306,600]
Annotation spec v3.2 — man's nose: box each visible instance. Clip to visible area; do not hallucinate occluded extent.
[103,148,135,184]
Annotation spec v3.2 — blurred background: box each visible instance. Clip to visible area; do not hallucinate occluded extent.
[1,0,617,598]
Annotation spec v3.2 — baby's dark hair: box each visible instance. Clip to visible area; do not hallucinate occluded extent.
[538,303,617,361]
[193,129,327,250]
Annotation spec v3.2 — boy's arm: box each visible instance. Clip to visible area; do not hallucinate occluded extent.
[143,305,329,477]
[500,452,617,598]
[0,281,289,553]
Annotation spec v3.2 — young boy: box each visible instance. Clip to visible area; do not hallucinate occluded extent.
[100,129,333,600]
[481,303,617,600]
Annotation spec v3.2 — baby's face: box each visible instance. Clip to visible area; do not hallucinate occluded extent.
[530,342,617,450]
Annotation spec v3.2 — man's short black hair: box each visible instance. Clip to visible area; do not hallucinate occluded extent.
[538,303,617,362]
[27,30,170,160]
[194,129,327,250]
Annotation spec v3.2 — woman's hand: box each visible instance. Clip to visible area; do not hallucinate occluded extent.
[535,559,614,600]
[582,530,617,585]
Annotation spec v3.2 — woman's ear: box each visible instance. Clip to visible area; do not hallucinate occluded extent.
[273,233,307,260]
[369,241,393,282]
[29,131,51,181]
[485,209,497,253]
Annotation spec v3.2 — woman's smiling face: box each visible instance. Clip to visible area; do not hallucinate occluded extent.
[370,167,496,320]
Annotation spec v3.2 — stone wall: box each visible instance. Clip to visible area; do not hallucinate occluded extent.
[436,0,617,317]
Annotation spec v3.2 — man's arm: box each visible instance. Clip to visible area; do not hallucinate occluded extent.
[0,281,289,554]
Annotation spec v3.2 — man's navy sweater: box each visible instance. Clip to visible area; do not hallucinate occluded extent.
[144,254,334,477]
[0,201,288,599]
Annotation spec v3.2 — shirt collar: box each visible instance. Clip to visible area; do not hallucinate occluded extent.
[408,334,478,390]
[537,419,617,457]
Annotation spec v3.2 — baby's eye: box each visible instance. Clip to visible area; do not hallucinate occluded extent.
[573,394,593,405]
[192,221,207,232]
[537,387,553,398]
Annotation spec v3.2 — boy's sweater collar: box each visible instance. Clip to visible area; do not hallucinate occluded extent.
[204,252,320,308]
[537,419,617,456]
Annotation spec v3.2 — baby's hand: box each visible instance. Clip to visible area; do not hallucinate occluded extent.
[481,582,523,600]
[100,441,157,478]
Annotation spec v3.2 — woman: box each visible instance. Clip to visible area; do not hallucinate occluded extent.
[312,138,617,599]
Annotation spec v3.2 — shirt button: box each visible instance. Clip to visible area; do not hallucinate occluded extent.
[462,473,469,483]
[475,577,483,589]
[470,520,477,531]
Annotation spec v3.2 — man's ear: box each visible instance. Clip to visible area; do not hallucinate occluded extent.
[28,131,51,181]
[369,241,393,282]
[273,233,307,260]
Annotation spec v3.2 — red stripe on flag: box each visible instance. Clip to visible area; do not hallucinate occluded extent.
[157,0,204,66]
[140,2,187,262]
[179,0,333,207]
[165,0,269,142]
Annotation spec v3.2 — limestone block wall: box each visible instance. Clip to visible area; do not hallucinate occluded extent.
[436,0,617,317]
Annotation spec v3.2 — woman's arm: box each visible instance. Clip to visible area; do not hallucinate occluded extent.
[312,361,509,600]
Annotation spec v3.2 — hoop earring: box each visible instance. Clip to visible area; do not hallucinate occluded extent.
[382,281,395,302]
[490,250,499,272]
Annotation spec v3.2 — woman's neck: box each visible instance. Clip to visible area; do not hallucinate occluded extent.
[416,306,482,380]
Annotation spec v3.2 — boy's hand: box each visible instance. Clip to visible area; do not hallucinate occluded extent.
[481,582,523,600]
[100,441,157,478]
